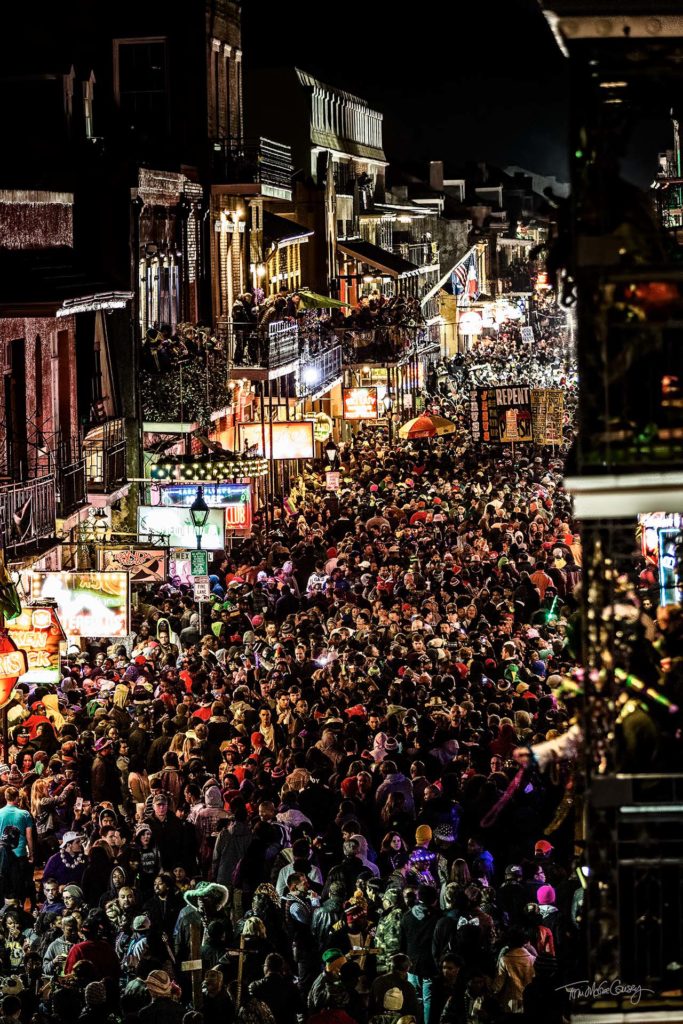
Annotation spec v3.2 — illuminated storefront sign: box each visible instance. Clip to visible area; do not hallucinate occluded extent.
[312,413,333,442]
[239,422,315,460]
[8,606,66,684]
[342,387,379,421]
[100,548,167,584]
[138,506,226,549]
[24,572,130,639]
[152,483,253,536]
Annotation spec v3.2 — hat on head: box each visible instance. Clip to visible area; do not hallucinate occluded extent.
[322,948,346,970]
[434,824,455,844]
[94,737,113,752]
[415,824,432,845]
[537,884,556,905]
[535,839,554,855]
[60,831,83,849]
[62,885,83,901]
[133,915,151,932]
[184,882,230,911]
[135,822,152,837]
[146,970,173,999]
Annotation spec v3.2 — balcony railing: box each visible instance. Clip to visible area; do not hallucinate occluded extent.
[228,320,300,376]
[395,241,440,267]
[210,137,293,200]
[84,417,127,494]
[56,441,87,519]
[297,343,343,398]
[141,351,230,426]
[341,324,438,365]
[0,475,56,552]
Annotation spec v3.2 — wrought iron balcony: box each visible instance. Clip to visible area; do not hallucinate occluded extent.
[210,137,293,200]
[341,324,439,366]
[56,441,87,519]
[0,475,56,552]
[83,417,127,494]
[228,320,300,379]
[297,343,343,399]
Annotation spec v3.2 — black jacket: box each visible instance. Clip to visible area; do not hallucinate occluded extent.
[400,903,442,978]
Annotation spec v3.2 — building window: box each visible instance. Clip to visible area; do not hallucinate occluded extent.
[114,37,168,133]
[139,252,180,333]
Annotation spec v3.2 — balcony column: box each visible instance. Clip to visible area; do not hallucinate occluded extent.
[223,44,232,140]
[209,38,221,137]
[234,49,244,145]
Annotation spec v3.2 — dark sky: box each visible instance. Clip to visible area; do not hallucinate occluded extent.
[243,0,571,181]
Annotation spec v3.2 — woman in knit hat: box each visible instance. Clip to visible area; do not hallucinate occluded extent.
[140,969,183,1024]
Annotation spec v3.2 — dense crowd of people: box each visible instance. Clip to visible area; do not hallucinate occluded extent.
[0,308,589,1024]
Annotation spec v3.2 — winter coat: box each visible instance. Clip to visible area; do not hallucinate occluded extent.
[494,946,536,1012]
[213,820,253,887]
[91,753,121,804]
[399,903,441,978]
[375,907,403,974]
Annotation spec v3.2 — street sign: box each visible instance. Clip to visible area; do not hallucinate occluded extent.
[194,576,211,600]
[325,472,341,491]
[521,326,534,343]
[190,551,208,577]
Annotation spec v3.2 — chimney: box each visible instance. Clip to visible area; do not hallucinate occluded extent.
[429,160,444,191]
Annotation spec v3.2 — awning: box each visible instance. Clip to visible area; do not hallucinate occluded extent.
[298,290,351,309]
[57,291,133,317]
[0,247,130,318]
[263,211,314,248]
[337,239,420,278]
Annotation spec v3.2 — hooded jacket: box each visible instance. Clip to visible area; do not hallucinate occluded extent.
[399,902,441,977]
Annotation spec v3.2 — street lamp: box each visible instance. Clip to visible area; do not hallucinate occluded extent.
[190,486,210,550]
[324,438,339,471]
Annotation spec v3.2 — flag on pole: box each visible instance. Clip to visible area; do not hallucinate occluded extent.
[466,253,480,300]
[451,254,470,295]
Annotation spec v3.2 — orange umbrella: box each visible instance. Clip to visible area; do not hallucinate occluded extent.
[398,414,456,439]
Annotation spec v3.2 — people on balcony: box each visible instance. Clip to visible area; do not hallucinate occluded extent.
[232,293,257,365]
[226,286,428,369]
[141,323,222,374]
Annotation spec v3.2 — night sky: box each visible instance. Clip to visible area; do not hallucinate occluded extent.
[243,0,571,181]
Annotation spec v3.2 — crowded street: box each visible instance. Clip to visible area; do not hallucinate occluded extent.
[5,0,683,1019]
[0,299,590,1024]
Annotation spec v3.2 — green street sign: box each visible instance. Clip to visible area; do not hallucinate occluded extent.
[190,550,208,577]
